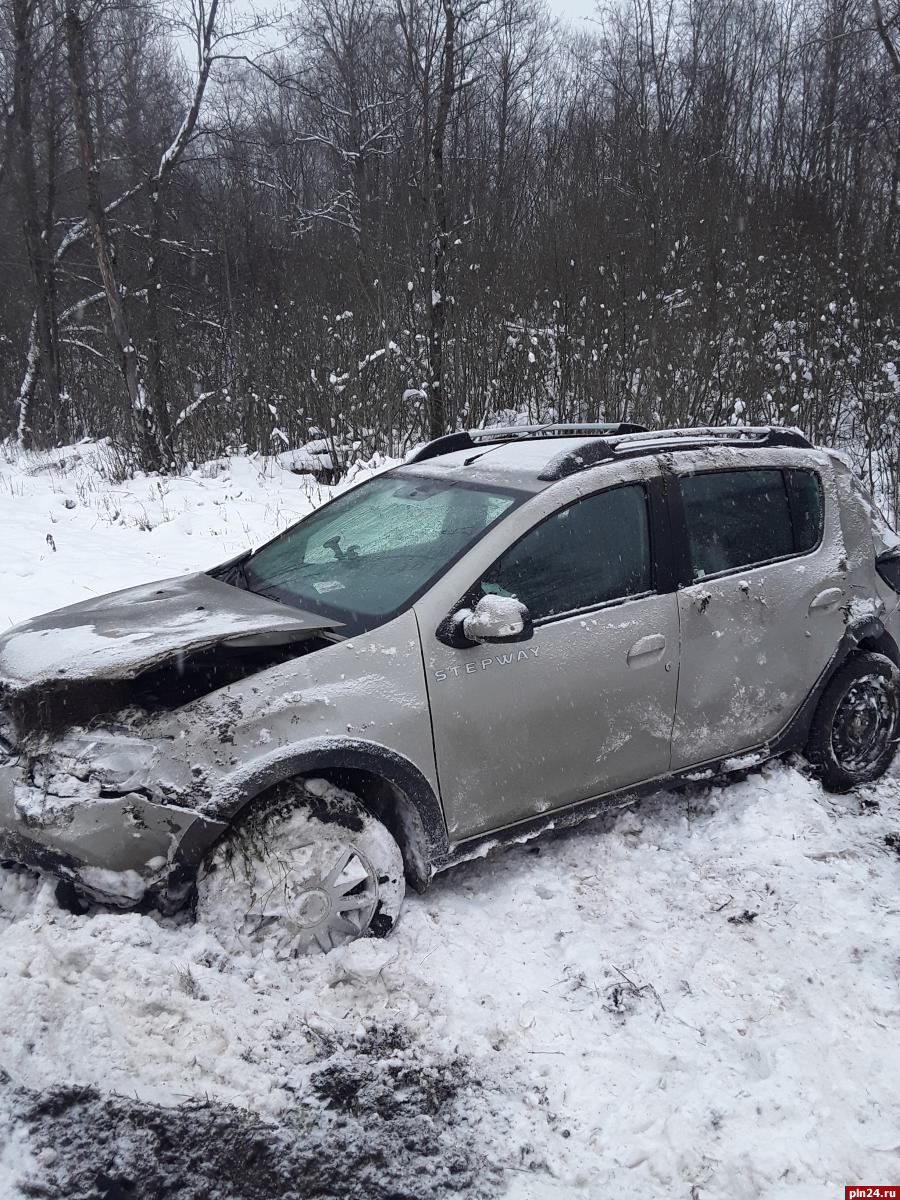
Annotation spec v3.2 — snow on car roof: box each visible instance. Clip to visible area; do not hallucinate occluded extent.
[400,428,825,491]
[399,436,598,490]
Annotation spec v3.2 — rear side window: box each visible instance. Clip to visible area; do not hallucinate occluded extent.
[680,469,795,579]
[481,483,652,621]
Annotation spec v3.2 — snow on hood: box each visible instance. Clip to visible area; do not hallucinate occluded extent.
[0,572,339,691]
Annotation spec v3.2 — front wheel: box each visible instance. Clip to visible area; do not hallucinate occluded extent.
[196,778,406,956]
[804,651,900,792]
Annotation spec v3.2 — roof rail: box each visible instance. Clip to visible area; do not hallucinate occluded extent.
[407,422,648,465]
[607,425,812,451]
[537,425,813,481]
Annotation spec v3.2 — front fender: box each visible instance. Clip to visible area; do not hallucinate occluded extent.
[203,737,451,868]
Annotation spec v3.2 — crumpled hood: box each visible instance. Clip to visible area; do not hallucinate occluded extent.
[0,572,339,691]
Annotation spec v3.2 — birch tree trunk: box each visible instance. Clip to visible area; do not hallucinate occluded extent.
[63,0,151,458]
[12,0,61,446]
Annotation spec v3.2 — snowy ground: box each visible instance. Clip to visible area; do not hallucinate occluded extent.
[0,441,898,1199]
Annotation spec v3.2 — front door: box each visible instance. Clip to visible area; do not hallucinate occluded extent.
[421,481,680,842]
[671,462,847,769]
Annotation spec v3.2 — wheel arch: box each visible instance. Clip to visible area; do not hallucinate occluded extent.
[802,626,900,791]
[207,738,449,893]
[774,615,899,756]
[851,616,900,667]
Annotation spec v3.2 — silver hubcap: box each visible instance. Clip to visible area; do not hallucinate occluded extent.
[198,787,406,958]
[249,840,379,956]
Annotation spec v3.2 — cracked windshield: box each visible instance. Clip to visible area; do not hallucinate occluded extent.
[245,475,520,631]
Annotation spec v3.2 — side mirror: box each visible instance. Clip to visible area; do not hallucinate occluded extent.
[461,595,533,644]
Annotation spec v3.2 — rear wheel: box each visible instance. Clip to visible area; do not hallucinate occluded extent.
[804,652,900,792]
[196,778,405,956]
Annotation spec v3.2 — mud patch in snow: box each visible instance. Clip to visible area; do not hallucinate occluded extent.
[1,763,899,1199]
[4,1024,498,1200]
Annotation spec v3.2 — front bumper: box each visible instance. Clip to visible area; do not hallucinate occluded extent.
[0,757,226,907]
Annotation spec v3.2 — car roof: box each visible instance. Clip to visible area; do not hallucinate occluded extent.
[400,436,595,491]
[398,425,817,492]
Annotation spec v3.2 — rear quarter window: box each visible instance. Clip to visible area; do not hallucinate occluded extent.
[785,468,824,553]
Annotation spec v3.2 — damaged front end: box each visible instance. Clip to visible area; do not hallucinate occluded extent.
[0,724,224,908]
[0,571,339,908]
[0,763,224,910]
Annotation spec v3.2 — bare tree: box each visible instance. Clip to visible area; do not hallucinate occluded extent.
[64,0,146,449]
[873,0,900,240]
[12,0,63,444]
[0,0,895,520]
[144,0,219,465]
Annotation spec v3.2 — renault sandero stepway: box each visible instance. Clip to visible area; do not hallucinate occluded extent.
[1,424,898,954]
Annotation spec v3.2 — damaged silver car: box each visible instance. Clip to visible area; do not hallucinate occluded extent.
[2,424,899,954]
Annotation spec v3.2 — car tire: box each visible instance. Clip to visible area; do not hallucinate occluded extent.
[804,651,900,792]
[195,777,405,956]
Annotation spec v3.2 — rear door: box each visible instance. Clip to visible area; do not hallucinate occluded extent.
[671,457,847,769]
[420,477,680,842]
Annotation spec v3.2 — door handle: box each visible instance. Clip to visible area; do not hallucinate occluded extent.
[809,587,843,613]
[627,634,666,665]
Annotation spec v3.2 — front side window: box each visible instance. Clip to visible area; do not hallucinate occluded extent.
[480,484,652,622]
[244,474,521,632]
[680,468,820,580]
